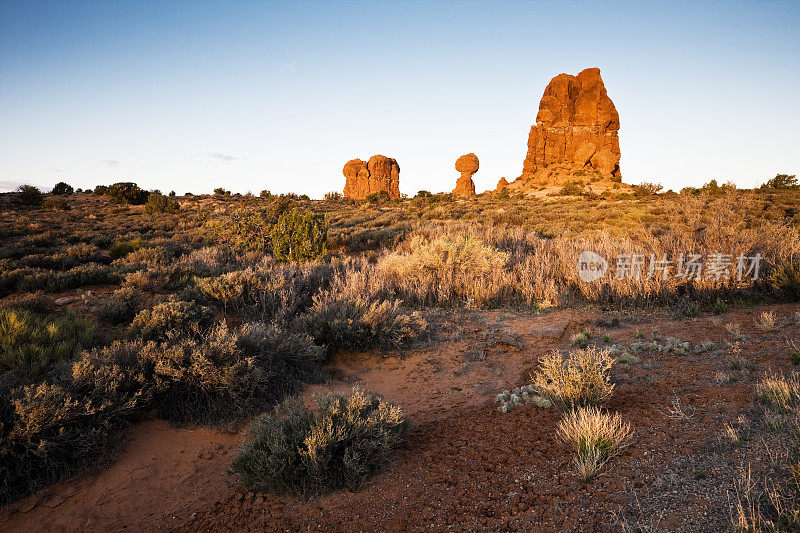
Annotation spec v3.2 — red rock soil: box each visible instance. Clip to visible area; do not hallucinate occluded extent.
[2,304,799,532]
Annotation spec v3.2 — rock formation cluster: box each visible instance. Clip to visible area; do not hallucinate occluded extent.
[513,67,621,191]
[342,155,400,199]
[452,153,478,196]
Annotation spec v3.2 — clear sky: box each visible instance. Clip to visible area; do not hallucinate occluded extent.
[1,0,798,196]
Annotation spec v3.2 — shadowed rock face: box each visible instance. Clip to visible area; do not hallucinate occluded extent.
[521,67,621,180]
[342,155,400,199]
[452,153,478,196]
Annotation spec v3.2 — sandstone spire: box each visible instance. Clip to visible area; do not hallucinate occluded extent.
[519,67,621,185]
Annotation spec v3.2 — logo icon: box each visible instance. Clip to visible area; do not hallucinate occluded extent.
[577,251,608,282]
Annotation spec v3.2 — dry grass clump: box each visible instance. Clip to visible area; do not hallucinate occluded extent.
[756,311,778,332]
[377,234,509,307]
[729,372,800,530]
[533,347,615,408]
[229,387,409,495]
[756,372,800,414]
[558,406,632,480]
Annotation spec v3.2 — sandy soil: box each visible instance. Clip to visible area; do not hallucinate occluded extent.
[2,304,798,532]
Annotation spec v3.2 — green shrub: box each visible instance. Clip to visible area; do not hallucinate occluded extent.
[761,174,799,190]
[129,299,214,342]
[43,197,70,211]
[92,185,108,195]
[213,187,231,197]
[51,182,74,195]
[15,185,44,206]
[229,387,409,495]
[271,208,328,262]
[143,193,180,214]
[365,190,392,205]
[0,308,96,378]
[205,207,273,252]
[106,182,149,205]
[109,237,146,259]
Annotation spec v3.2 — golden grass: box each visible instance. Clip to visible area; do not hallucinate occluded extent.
[533,347,615,408]
[558,406,632,480]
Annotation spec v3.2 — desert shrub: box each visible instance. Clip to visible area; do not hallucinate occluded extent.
[109,237,147,259]
[143,193,180,214]
[377,234,509,306]
[294,294,427,354]
[51,182,74,195]
[205,207,273,253]
[65,242,102,262]
[769,261,800,301]
[15,185,44,206]
[365,190,392,205]
[560,182,585,196]
[43,196,70,211]
[214,187,231,197]
[761,174,799,190]
[558,406,632,480]
[0,308,96,378]
[114,245,170,268]
[149,323,323,423]
[195,269,272,310]
[122,264,195,293]
[271,208,328,263]
[0,341,151,504]
[0,382,125,504]
[92,185,108,195]
[533,347,615,408]
[633,182,663,197]
[97,286,141,324]
[129,299,214,342]
[106,182,149,205]
[44,263,120,292]
[323,191,342,201]
[229,388,409,495]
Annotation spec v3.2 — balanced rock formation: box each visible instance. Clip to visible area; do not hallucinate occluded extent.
[452,153,478,196]
[342,155,400,199]
[509,67,624,195]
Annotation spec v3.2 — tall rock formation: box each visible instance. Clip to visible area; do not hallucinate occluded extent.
[342,155,400,199]
[512,67,622,194]
[452,153,478,196]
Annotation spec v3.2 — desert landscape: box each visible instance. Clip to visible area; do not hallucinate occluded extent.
[1,2,799,532]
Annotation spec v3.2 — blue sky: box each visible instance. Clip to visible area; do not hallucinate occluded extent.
[1,0,798,196]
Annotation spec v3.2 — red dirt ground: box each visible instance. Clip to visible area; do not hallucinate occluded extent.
[2,304,798,532]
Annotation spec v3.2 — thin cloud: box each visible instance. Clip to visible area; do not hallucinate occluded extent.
[196,152,244,163]
[102,159,120,168]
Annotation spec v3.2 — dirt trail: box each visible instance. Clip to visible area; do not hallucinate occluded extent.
[2,305,798,532]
